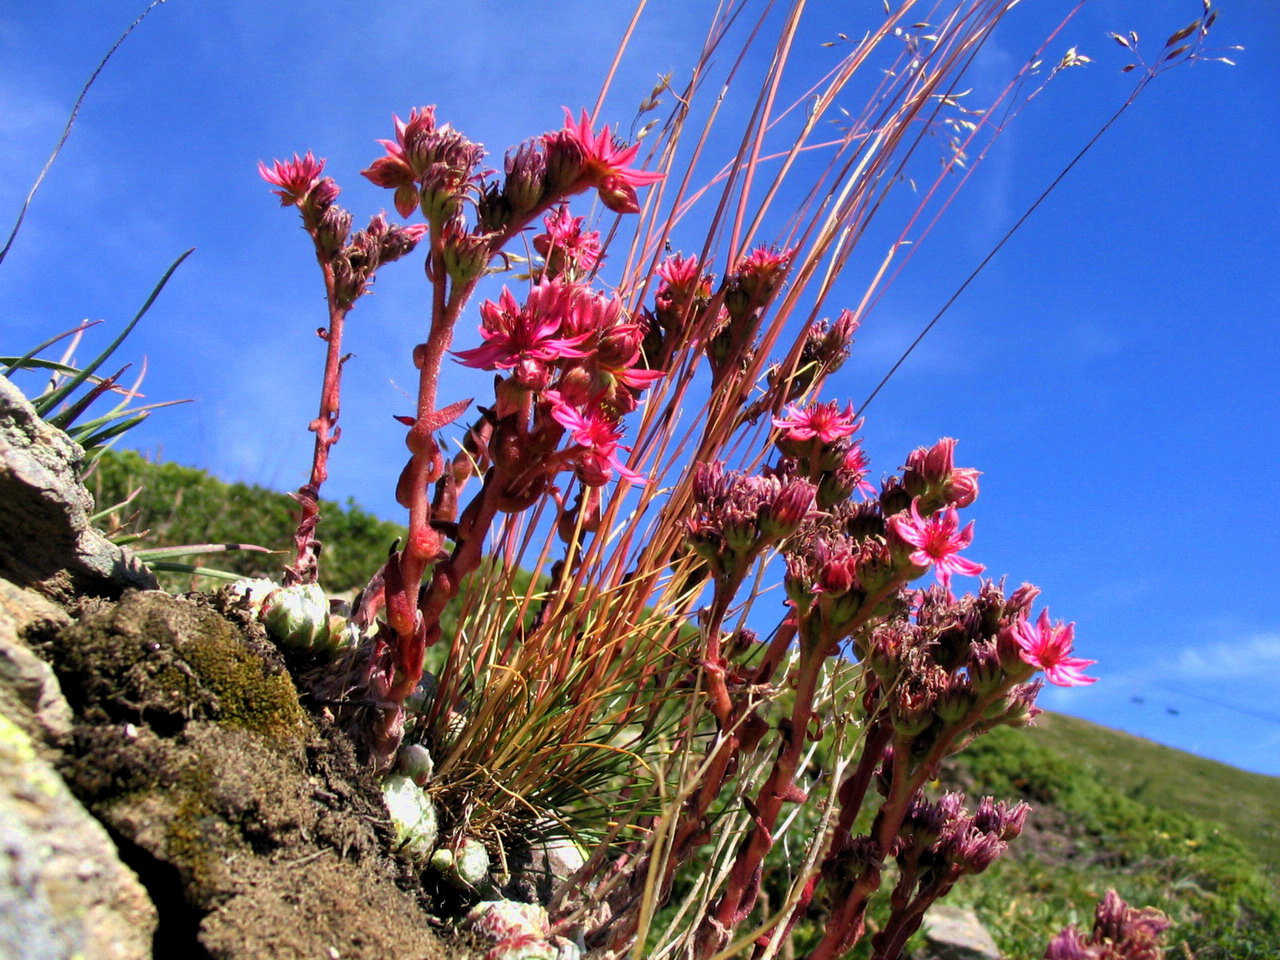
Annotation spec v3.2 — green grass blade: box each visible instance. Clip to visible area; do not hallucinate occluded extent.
[131,542,275,562]
[1,320,102,377]
[47,365,127,430]
[65,398,189,445]
[142,562,248,582]
[32,248,193,417]
[71,413,150,451]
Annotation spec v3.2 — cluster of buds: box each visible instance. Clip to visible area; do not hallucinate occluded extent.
[760,310,860,411]
[722,245,793,320]
[259,154,427,309]
[361,106,486,226]
[640,252,718,370]
[860,583,1052,769]
[704,245,794,382]
[784,529,897,642]
[896,792,1029,878]
[1044,890,1171,960]
[829,791,1030,958]
[902,436,981,511]
[333,213,429,306]
[687,462,816,581]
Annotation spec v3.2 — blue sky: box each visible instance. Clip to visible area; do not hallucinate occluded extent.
[3,2,1278,776]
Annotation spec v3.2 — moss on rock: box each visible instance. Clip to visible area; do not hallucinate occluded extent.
[50,591,306,744]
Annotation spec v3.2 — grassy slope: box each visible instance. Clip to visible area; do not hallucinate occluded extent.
[955,721,1280,959]
[1026,712,1280,871]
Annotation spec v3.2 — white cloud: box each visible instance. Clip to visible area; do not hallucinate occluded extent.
[1172,632,1280,682]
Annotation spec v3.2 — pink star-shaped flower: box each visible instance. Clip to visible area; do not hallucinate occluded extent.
[534,205,603,275]
[886,498,984,590]
[454,286,593,388]
[773,401,861,444]
[546,394,646,486]
[258,151,325,205]
[1012,609,1097,686]
[559,108,664,214]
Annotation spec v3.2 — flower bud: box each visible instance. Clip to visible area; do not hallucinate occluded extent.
[442,229,493,284]
[945,467,981,508]
[968,640,1004,694]
[543,129,585,195]
[597,173,642,214]
[890,683,935,737]
[758,479,815,541]
[476,181,514,232]
[948,825,1006,874]
[504,140,547,214]
[725,245,792,317]
[315,205,352,257]
[1001,681,1043,727]
[418,164,465,225]
[936,674,977,724]
[1043,928,1091,960]
[379,222,428,263]
[396,743,435,786]
[878,476,912,517]
[305,176,341,214]
[901,793,949,847]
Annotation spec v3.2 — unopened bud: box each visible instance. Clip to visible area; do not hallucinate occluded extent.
[442,230,493,284]
[504,140,547,214]
[543,129,585,195]
[316,206,352,257]
[936,675,977,724]
[397,743,435,786]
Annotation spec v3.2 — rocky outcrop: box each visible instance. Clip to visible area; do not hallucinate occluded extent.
[0,374,157,602]
[0,575,157,960]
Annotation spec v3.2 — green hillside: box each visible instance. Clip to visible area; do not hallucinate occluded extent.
[1025,711,1280,871]
[88,448,405,593]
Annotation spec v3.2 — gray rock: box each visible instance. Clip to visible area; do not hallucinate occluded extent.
[0,577,73,753]
[0,374,156,601]
[499,835,589,907]
[0,709,157,960]
[921,904,1002,960]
